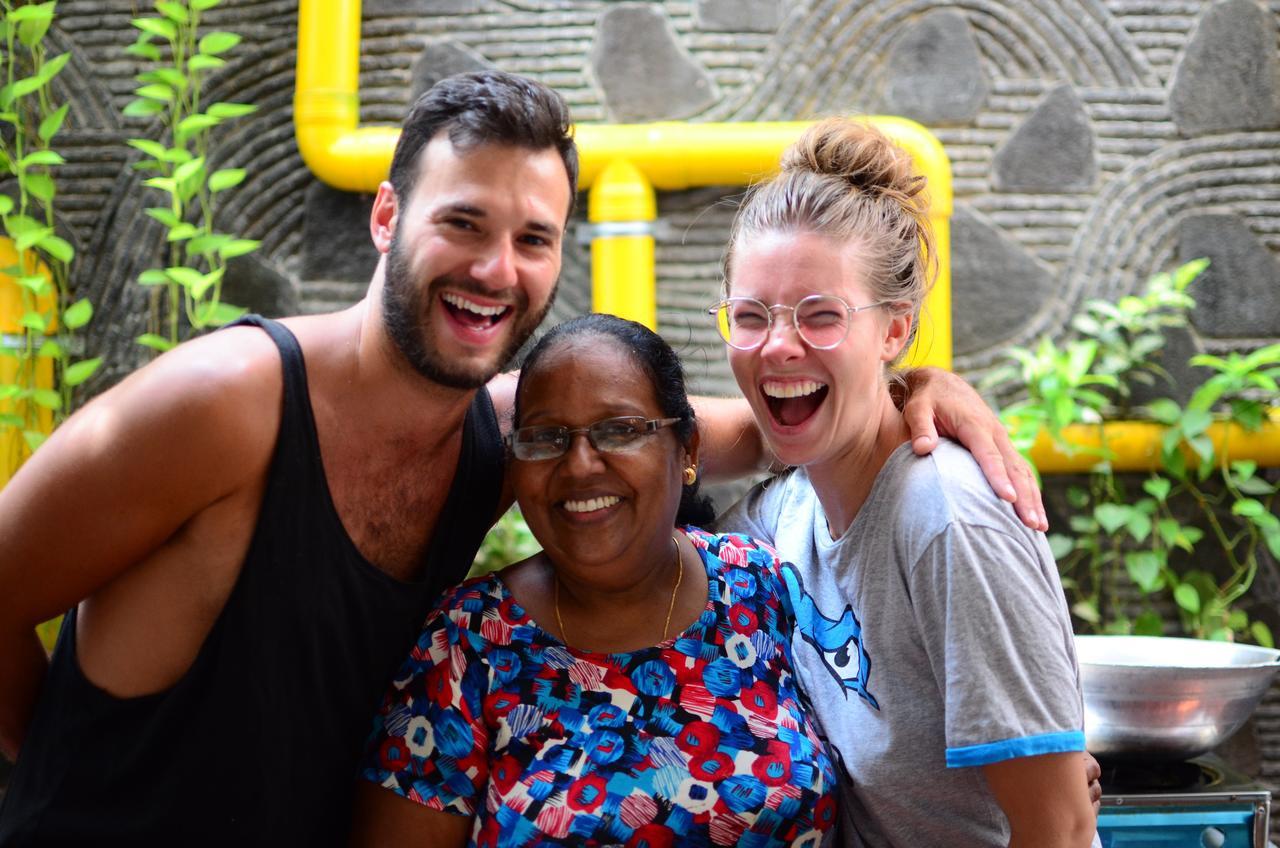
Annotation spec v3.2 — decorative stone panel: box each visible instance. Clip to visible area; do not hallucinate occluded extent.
[880,9,988,125]
[1177,214,1280,339]
[1169,0,1280,137]
[590,4,718,123]
[993,84,1097,193]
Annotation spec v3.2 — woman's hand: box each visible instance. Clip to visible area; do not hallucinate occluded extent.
[901,367,1047,531]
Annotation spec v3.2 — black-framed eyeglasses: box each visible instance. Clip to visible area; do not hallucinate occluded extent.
[507,415,682,461]
[708,294,891,351]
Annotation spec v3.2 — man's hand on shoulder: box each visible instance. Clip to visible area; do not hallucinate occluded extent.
[900,367,1046,531]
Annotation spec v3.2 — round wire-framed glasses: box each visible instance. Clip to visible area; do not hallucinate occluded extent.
[708,294,891,351]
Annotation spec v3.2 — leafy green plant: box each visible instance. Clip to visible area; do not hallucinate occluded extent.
[0,0,101,475]
[987,259,1279,646]
[124,0,257,351]
[470,505,541,579]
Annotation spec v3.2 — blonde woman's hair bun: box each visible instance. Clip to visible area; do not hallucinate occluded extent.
[780,117,926,206]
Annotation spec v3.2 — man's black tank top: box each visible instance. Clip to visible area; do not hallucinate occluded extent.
[0,316,505,846]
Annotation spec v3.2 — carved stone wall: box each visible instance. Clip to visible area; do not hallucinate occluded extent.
[6,0,1280,816]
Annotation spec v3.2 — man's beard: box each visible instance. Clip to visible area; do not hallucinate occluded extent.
[382,235,553,389]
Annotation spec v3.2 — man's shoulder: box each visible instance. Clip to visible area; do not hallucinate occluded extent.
[86,324,288,467]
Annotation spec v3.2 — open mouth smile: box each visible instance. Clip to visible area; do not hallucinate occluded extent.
[441,291,512,330]
[761,379,829,428]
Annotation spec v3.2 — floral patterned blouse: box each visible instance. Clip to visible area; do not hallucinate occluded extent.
[359,528,837,847]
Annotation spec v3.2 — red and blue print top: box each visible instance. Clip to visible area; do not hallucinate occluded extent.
[359,528,837,847]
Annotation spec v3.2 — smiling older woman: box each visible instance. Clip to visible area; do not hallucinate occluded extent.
[352,314,837,848]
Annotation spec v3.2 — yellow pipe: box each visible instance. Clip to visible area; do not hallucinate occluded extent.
[0,238,55,486]
[294,0,398,192]
[569,120,953,365]
[1030,412,1280,474]
[588,159,656,330]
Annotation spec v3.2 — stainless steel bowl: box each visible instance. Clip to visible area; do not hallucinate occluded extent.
[1076,634,1280,759]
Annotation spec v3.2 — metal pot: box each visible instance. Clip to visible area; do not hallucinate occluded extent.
[1076,634,1280,760]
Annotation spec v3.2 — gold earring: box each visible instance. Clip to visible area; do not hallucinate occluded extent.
[683,466,697,486]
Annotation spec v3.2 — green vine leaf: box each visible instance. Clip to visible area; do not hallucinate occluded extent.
[136,333,175,352]
[218,238,258,259]
[196,301,246,326]
[135,83,176,102]
[18,149,65,169]
[138,269,169,286]
[138,68,188,92]
[1124,551,1163,593]
[25,172,55,202]
[1133,611,1164,636]
[38,103,70,142]
[19,311,48,332]
[166,222,198,241]
[14,225,54,252]
[144,207,181,228]
[22,430,47,451]
[40,234,74,263]
[208,168,245,192]
[165,266,204,288]
[206,102,255,119]
[126,40,163,62]
[31,388,62,410]
[187,54,225,72]
[132,17,178,40]
[1173,583,1201,614]
[35,51,70,85]
[1251,621,1274,649]
[198,31,242,54]
[123,97,167,118]
[62,299,93,330]
[62,357,102,387]
[1094,503,1132,535]
[154,1,190,25]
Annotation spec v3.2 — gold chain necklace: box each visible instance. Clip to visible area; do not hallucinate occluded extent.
[555,533,684,649]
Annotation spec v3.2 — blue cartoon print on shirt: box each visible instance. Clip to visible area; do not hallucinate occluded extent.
[779,561,879,710]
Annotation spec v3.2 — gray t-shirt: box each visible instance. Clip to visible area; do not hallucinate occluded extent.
[714,440,1085,847]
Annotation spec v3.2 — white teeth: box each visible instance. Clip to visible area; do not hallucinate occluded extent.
[762,380,826,399]
[442,292,507,317]
[563,495,621,513]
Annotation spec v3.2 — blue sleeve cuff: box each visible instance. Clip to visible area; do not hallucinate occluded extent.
[945,730,1086,768]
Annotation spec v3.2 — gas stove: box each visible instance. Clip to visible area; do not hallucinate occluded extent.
[1097,755,1272,847]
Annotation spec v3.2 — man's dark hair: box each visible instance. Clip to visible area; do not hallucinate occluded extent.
[515,314,715,526]
[389,70,579,219]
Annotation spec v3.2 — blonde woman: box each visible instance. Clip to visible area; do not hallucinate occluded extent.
[712,120,1097,847]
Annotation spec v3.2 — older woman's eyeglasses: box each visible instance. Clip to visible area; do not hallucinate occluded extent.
[508,416,682,461]
[708,294,890,351]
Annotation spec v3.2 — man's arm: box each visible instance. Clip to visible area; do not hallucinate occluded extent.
[688,369,1045,529]
[0,329,278,758]
[984,753,1098,848]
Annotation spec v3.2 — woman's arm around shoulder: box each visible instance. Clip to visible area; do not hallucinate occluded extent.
[351,782,471,848]
[351,582,498,847]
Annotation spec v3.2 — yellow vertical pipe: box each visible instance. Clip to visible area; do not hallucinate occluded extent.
[0,239,55,487]
[588,159,657,329]
[912,214,951,370]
